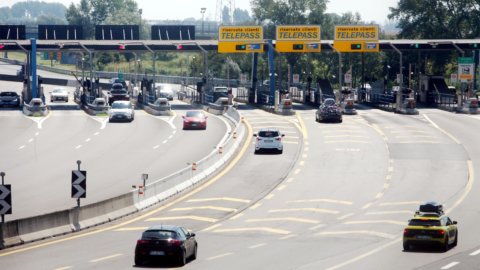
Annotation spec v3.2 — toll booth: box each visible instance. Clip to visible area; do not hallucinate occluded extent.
[419,75,455,105]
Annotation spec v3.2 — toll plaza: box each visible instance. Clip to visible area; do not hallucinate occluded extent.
[1,23,480,116]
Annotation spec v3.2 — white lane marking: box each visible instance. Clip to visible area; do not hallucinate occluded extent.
[89,253,123,263]
[343,220,405,226]
[251,203,262,210]
[246,217,320,224]
[85,138,91,142]
[89,116,109,129]
[187,197,250,203]
[229,213,244,220]
[206,252,234,261]
[288,199,353,205]
[440,262,460,270]
[53,267,72,270]
[265,194,275,200]
[94,132,100,136]
[269,208,338,215]
[277,185,287,191]
[249,243,267,249]
[173,130,177,134]
[28,138,33,143]
[379,201,422,206]
[35,132,39,136]
[213,227,290,235]
[202,224,222,232]
[316,230,396,239]
[375,193,384,199]
[337,213,354,220]
[75,145,82,150]
[362,203,373,209]
[162,140,168,144]
[469,249,480,256]
[309,224,326,231]
[153,145,160,149]
[167,115,177,129]
[18,145,25,150]
[168,135,173,139]
[424,115,461,144]
[280,234,296,240]
[366,211,412,215]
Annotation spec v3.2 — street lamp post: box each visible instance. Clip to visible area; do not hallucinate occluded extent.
[201,8,206,36]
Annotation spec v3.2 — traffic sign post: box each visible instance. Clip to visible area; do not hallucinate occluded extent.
[218,26,264,53]
[72,160,86,207]
[0,172,12,226]
[275,25,321,53]
[333,25,379,53]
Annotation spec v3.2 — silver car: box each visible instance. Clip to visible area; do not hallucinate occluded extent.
[109,100,135,122]
[254,128,285,154]
[50,88,69,102]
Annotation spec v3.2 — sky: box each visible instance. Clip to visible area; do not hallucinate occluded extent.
[1,0,399,24]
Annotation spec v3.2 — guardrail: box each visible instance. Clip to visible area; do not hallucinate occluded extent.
[0,107,246,249]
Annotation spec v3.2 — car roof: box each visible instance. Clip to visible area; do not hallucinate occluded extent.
[112,100,130,104]
[258,128,280,132]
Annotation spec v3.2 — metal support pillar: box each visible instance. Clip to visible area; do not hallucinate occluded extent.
[268,40,276,106]
[30,39,38,99]
[328,43,342,92]
[251,53,258,103]
[390,43,403,112]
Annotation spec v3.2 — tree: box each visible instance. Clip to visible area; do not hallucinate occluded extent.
[233,9,251,24]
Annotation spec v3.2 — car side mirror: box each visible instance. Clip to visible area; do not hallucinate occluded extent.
[253,134,257,137]
[281,134,285,137]
[190,232,196,237]
[453,221,458,225]
[182,116,185,119]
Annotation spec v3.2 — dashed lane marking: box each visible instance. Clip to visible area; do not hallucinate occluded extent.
[18,145,25,150]
[75,145,82,150]
[366,211,412,215]
[337,213,354,220]
[146,216,218,223]
[187,197,250,203]
[288,199,353,205]
[250,203,262,210]
[202,224,222,232]
[53,267,72,270]
[206,252,234,261]
[324,140,370,144]
[379,201,423,206]
[249,243,267,249]
[469,249,480,256]
[362,203,373,209]
[277,184,287,191]
[309,224,326,230]
[114,227,148,231]
[265,194,275,200]
[89,253,123,263]
[280,234,297,240]
[316,230,396,239]
[213,227,291,235]
[269,208,339,215]
[440,262,460,270]
[246,217,320,224]
[343,220,405,226]
[169,206,237,213]
[229,213,244,220]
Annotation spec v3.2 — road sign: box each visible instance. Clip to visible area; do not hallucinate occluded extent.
[0,185,12,215]
[333,25,379,53]
[344,72,352,84]
[275,25,321,53]
[293,74,300,84]
[218,26,264,53]
[71,170,86,199]
[240,73,248,84]
[450,73,457,83]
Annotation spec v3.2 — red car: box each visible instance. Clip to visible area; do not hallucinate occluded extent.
[183,110,207,130]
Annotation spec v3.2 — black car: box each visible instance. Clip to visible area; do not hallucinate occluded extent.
[316,98,343,123]
[135,225,198,266]
[0,91,21,107]
[108,83,130,105]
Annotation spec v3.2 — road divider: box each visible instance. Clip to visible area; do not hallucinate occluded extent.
[0,107,246,250]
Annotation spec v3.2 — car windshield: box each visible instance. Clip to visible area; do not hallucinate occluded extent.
[324,99,336,106]
[258,131,279,138]
[142,230,177,240]
[214,87,228,92]
[0,92,17,97]
[112,102,130,109]
[408,219,441,226]
[186,111,204,118]
[53,89,66,93]
[111,84,124,90]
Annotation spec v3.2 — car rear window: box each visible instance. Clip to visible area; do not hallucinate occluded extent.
[112,102,130,109]
[0,92,17,97]
[186,111,204,118]
[142,230,177,239]
[259,131,279,138]
[408,219,441,226]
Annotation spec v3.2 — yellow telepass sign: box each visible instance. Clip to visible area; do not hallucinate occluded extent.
[218,26,264,53]
[334,25,379,52]
[276,25,321,53]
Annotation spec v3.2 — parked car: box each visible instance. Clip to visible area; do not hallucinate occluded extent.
[254,128,285,154]
[155,84,175,101]
[182,110,207,130]
[0,91,21,107]
[316,98,343,123]
[108,100,134,122]
[213,86,229,102]
[50,88,69,102]
[134,225,197,266]
[108,83,130,105]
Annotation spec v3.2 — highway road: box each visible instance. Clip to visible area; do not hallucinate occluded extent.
[2,104,480,270]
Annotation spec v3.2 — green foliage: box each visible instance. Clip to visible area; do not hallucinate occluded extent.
[0,1,66,24]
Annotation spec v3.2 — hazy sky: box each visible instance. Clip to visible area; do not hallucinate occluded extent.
[1,0,399,24]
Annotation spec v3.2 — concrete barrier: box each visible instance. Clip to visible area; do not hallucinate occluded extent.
[0,107,246,249]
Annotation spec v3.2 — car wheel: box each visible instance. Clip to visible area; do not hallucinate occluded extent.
[134,255,144,266]
[339,118,343,123]
[191,244,197,260]
[278,149,283,154]
[66,99,69,103]
[443,236,450,252]
[315,115,319,122]
[403,242,410,251]
[178,250,186,266]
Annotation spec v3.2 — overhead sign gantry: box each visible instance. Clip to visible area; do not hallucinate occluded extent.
[275,25,321,53]
[334,25,379,52]
[218,26,264,53]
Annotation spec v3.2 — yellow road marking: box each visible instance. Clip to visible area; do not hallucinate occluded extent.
[362,203,373,209]
[321,130,367,134]
[169,206,237,212]
[446,160,474,214]
[280,234,297,240]
[324,135,368,138]
[397,141,440,144]
[246,217,321,224]
[202,224,222,232]
[337,213,354,220]
[250,203,262,210]
[277,184,287,191]
[379,201,422,206]
[366,210,417,215]
[229,213,244,220]
[343,220,405,226]
[146,216,218,223]
[249,243,267,249]
[186,197,250,203]
[265,194,275,199]
[299,160,305,166]
[114,227,148,231]
[0,119,254,257]
[316,230,396,239]
[269,208,339,214]
[375,192,384,199]
[324,140,370,144]
[295,111,308,140]
[89,253,123,263]
[213,227,290,235]
[288,199,353,205]
[54,267,72,270]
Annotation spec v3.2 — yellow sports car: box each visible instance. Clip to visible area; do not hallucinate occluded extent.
[403,212,458,251]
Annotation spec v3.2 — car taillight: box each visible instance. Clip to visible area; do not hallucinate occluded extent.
[403,229,409,236]
[438,230,445,235]
[275,137,281,141]
[257,137,261,141]
[168,239,181,246]
[137,239,151,245]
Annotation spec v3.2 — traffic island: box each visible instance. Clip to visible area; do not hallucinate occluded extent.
[22,98,49,117]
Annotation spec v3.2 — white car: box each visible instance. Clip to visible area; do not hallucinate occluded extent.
[109,100,134,122]
[254,128,285,154]
[50,88,69,102]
